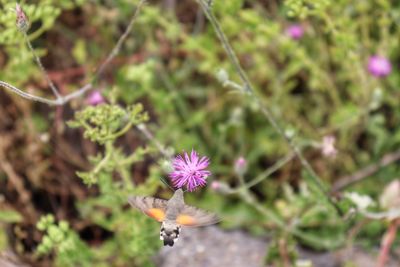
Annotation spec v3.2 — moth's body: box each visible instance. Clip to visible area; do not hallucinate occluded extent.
[128,189,218,247]
[165,188,185,220]
[161,189,184,246]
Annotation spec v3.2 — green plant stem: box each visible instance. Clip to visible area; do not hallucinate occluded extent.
[119,147,150,166]
[237,187,343,250]
[117,164,134,191]
[93,141,113,175]
[197,0,342,215]
[238,188,285,228]
[158,64,190,122]
[103,121,134,141]
[236,152,295,192]
[137,124,171,158]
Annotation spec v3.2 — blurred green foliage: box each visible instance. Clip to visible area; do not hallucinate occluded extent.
[0,0,86,85]
[36,214,93,267]
[65,101,160,265]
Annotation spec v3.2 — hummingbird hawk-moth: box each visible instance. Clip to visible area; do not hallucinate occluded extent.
[128,189,219,246]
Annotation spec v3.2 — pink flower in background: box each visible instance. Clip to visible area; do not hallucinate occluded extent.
[211,181,221,191]
[286,24,304,40]
[234,156,248,175]
[321,135,337,158]
[86,91,105,105]
[169,150,211,192]
[367,56,392,77]
[210,181,232,194]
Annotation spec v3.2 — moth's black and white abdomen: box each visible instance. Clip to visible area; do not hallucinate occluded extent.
[160,222,181,247]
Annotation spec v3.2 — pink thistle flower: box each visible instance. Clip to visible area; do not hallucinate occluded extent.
[321,135,337,158]
[286,24,304,40]
[367,56,392,77]
[169,150,211,192]
[86,91,105,106]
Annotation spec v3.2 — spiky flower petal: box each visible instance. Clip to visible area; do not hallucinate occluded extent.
[169,150,211,192]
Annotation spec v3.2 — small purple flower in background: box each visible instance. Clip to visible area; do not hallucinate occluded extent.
[169,150,211,192]
[234,156,248,175]
[211,181,221,191]
[321,135,337,158]
[286,24,304,40]
[211,181,232,195]
[86,91,105,106]
[367,55,392,77]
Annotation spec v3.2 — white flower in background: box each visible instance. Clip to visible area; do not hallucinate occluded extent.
[345,192,375,211]
[379,180,400,210]
[321,135,338,158]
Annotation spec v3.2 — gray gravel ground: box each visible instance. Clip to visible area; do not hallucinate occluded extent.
[156,226,399,267]
[156,226,266,267]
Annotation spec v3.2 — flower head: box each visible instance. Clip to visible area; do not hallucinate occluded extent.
[169,150,211,192]
[234,156,247,175]
[345,192,375,211]
[86,91,105,106]
[211,181,221,191]
[367,55,392,77]
[321,135,337,158]
[380,180,400,210]
[211,181,232,195]
[286,24,304,40]
[15,3,30,33]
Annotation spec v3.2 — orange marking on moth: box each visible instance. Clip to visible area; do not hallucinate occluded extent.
[176,214,196,226]
[145,208,165,222]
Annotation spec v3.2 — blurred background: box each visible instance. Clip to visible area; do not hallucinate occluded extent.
[0,0,400,266]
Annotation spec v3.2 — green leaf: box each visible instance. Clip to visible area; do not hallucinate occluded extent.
[0,209,23,223]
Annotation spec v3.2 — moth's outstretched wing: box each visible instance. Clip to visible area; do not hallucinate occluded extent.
[176,204,219,227]
[128,196,168,222]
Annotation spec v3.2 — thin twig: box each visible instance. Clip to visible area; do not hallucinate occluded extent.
[0,0,147,106]
[135,124,175,191]
[231,152,295,193]
[279,238,291,267]
[246,152,295,189]
[332,148,400,192]
[0,80,61,105]
[94,0,147,81]
[377,219,400,267]
[196,0,341,214]
[23,34,62,100]
[136,123,171,158]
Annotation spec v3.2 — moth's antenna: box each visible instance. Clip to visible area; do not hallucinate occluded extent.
[160,177,174,191]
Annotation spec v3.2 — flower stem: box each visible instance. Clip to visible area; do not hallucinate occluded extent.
[237,186,343,250]
[377,219,400,267]
[237,152,295,192]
